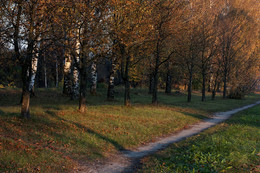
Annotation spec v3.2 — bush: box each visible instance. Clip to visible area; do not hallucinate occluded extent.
[228,87,245,99]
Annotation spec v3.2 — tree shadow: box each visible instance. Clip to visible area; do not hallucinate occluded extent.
[0,109,5,115]
[0,108,126,161]
[45,110,126,151]
[179,111,209,120]
[0,110,20,118]
[3,87,258,114]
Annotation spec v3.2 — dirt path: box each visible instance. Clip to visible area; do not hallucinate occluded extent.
[77,101,260,173]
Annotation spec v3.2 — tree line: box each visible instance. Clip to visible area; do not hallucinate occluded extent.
[0,0,259,118]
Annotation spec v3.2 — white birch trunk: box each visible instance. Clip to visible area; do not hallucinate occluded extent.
[71,63,79,99]
[107,57,117,100]
[29,56,38,91]
[29,35,40,94]
[71,37,80,100]
[89,52,97,95]
[90,62,97,95]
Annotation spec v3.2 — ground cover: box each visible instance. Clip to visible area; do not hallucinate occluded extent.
[0,87,259,172]
[138,105,260,173]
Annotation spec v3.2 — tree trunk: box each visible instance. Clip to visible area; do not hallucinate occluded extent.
[152,40,160,105]
[223,69,227,98]
[79,66,87,113]
[212,74,218,100]
[212,89,216,100]
[63,54,72,95]
[125,79,131,106]
[207,83,211,92]
[55,58,59,88]
[29,34,40,96]
[212,64,221,100]
[21,63,31,118]
[90,62,97,95]
[217,81,221,92]
[107,58,117,100]
[188,69,193,102]
[21,90,30,118]
[71,58,80,100]
[21,6,35,118]
[29,56,38,97]
[107,76,115,100]
[165,69,172,94]
[44,64,47,88]
[71,34,81,99]
[148,73,154,94]
[201,69,206,101]
[21,39,33,118]
[43,56,47,88]
[124,56,131,106]
[152,66,159,104]
[207,74,212,92]
[212,78,218,100]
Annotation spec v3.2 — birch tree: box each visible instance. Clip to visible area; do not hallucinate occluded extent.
[29,34,41,96]
[70,35,80,100]
[75,1,109,112]
[2,0,46,117]
[90,59,98,95]
[107,54,118,100]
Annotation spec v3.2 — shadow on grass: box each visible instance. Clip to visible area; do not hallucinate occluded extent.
[180,111,209,120]
[41,105,63,111]
[0,111,20,118]
[0,109,127,162]
[45,110,126,151]
[225,114,260,128]
[0,109,5,115]
[2,88,259,114]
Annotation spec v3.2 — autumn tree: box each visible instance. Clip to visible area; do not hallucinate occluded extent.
[215,1,252,98]
[148,0,185,104]
[196,1,219,101]
[109,0,153,106]
[1,0,49,117]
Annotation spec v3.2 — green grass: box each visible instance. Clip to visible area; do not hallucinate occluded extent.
[138,105,260,173]
[0,87,259,172]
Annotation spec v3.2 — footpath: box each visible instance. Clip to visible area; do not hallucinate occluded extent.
[78,101,260,173]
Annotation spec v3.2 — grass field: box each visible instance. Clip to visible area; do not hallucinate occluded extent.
[138,105,260,173]
[0,87,259,172]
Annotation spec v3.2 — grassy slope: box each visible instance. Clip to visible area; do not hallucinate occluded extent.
[139,105,260,173]
[0,87,259,172]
